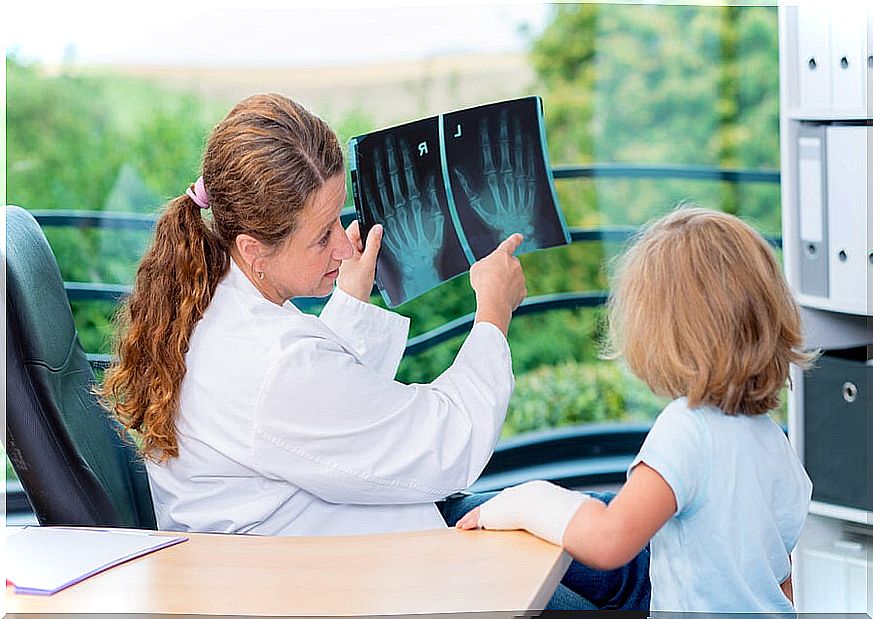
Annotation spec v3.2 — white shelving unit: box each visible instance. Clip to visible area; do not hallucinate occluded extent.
[779,4,872,614]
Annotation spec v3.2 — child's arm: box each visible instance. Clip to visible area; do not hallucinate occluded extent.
[457,462,676,571]
[562,463,675,570]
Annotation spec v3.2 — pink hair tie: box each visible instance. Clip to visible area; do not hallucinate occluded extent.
[186,176,210,209]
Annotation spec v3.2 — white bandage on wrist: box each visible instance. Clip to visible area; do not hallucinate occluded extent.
[478,480,589,546]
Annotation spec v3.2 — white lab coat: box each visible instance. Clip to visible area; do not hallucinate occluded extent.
[146,260,514,536]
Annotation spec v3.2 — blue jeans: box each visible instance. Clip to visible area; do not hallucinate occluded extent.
[439,491,651,611]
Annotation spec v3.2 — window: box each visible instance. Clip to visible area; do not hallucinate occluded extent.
[5,5,783,493]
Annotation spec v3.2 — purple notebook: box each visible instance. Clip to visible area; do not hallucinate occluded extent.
[7,526,187,595]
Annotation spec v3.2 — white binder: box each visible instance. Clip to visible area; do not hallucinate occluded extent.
[826,125,870,315]
[797,5,831,112]
[830,8,866,112]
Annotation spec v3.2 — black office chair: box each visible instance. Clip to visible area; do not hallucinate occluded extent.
[5,205,156,528]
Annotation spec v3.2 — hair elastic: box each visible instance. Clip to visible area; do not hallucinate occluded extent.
[186,176,210,209]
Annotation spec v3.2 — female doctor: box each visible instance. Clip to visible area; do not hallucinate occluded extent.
[99,93,526,537]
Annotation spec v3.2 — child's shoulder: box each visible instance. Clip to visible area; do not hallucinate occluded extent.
[657,397,711,424]
[658,397,780,429]
[660,397,694,415]
[650,398,712,440]
[655,398,791,463]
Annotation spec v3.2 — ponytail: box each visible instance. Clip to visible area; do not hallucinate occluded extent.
[100,194,228,461]
[100,93,343,461]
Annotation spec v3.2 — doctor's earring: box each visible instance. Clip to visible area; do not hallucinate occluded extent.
[257,270,265,280]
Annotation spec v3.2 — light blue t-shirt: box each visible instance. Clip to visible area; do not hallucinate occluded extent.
[630,398,812,613]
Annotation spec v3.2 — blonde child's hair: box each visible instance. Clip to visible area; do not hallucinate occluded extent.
[607,206,815,416]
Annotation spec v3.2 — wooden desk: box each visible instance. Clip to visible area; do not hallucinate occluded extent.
[7,527,570,615]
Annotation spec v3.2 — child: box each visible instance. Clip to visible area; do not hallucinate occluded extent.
[457,207,814,613]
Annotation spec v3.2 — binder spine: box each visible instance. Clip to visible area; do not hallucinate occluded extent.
[797,124,829,297]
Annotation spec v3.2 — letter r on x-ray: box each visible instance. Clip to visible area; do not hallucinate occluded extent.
[418,142,428,156]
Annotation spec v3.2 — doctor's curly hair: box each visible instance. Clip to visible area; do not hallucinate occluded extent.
[98,94,343,461]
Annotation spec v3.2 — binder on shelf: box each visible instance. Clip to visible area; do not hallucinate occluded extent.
[825,125,869,314]
[797,124,828,298]
[829,7,866,112]
[796,5,831,112]
[6,526,187,595]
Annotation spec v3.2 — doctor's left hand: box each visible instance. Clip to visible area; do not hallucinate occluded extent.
[338,220,382,302]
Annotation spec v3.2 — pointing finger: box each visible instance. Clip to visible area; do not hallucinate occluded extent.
[496,233,524,255]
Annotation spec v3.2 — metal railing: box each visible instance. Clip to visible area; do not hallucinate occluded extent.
[32,163,781,369]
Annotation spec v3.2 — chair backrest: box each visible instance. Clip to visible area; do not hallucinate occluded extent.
[5,205,156,529]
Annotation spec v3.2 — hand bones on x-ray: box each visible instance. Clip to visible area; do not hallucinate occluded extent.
[452,110,538,244]
[365,136,445,294]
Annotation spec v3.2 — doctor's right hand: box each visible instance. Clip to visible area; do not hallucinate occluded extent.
[338,221,382,302]
[470,233,527,336]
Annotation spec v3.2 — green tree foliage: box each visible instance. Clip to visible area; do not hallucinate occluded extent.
[7,58,211,215]
[504,360,668,436]
[531,4,780,233]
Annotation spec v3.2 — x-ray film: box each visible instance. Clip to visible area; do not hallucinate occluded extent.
[350,96,569,307]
